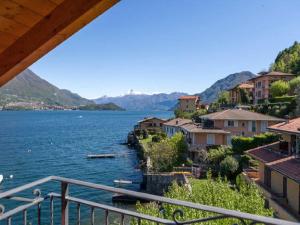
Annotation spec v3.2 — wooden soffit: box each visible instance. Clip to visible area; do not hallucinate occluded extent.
[0,0,119,86]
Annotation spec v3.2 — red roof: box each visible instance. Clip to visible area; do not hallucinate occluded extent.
[247,142,300,183]
[246,142,285,163]
[268,117,300,134]
[269,157,300,183]
[178,96,199,100]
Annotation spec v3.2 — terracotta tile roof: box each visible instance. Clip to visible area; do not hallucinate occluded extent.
[138,117,167,123]
[269,157,300,183]
[228,82,254,91]
[163,118,192,127]
[178,95,199,100]
[249,71,295,81]
[200,109,284,122]
[246,142,287,163]
[180,123,230,134]
[268,117,300,135]
[247,143,300,183]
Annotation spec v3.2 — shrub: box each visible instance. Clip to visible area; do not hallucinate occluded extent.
[231,132,279,154]
[151,135,161,142]
[289,76,300,94]
[134,177,273,225]
[270,80,290,97]
[220,156,239,178]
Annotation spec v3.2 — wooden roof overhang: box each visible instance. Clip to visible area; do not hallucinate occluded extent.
[0,0,119,86]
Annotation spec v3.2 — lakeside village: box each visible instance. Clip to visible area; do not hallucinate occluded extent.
[128,71,300,222]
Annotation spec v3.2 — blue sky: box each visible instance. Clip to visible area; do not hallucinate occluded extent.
[31,0,300,99]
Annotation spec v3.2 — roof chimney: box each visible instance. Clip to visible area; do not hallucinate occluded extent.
[176,120,179,125]
[284,115,290,124]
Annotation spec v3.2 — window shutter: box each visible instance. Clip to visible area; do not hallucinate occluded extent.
[234,121,238,127]
[248,121,252,132]
[224,120,227,127]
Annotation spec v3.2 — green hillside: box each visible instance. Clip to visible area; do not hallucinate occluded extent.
[0,69,93,106]
[271,41,300,75]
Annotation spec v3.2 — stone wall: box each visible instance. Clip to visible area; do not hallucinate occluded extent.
[141,173,190,196]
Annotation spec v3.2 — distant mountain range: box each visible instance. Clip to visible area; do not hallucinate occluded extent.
[197,71,256,103]
[94,92,187,111]
[0,69,257,110]
[0,69,93,107]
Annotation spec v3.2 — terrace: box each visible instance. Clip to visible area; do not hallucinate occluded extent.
[0,176,299,225]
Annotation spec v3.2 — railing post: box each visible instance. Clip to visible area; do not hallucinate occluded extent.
[61,182,69,225]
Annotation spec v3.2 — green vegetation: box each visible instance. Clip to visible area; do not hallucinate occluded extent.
[134,176,273,225]
[174,109,207,121]
[220,156,239,178]
[239,88,251,104]
[270,80,290,97]
[289,76,300,94]
[231,132,279,154]
[216,90,230,105]
[140,133,188,172]
[271,41,300,75]
[78,103,125,111]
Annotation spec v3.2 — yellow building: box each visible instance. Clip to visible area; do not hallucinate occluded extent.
[246,118,300,222]
[178,96,200,113]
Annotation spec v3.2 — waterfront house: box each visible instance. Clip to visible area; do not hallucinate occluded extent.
[245,117,300,221]
[180,123,230,162]
[177,96,200,113]
[200,109,284,137]
[249,71,295,104]
[162,118,192,137]
[228,82,254,105]
[135,117,167,132]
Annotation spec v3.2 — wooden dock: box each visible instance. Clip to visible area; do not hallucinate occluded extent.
[87,154,116,159]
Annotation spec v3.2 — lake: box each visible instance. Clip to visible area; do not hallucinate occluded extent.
[0,110,173,224]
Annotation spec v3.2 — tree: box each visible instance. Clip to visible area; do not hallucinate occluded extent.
[216,91,230,105]
[220,156,239,178]
[270,80,289,97]
[239,88,250,104]
[271,41,300,75]
[289,76,300,95]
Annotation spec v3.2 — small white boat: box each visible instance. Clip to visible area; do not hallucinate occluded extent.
[0,175,3,184]
[113,179,132,184]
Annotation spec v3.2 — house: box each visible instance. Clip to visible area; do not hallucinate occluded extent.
[162,118,192,137]
[228,82,254,105]
[136,117,167,131]
[245,118,300,221]
[180,123,230,162]
[249,71,295,104]
[200,109,284,137]
[178,96,200,113]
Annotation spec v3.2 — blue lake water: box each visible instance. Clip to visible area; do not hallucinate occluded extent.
[0,110,173,224]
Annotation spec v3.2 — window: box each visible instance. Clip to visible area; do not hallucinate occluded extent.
[207,134,215,145]
[227,120,234,127]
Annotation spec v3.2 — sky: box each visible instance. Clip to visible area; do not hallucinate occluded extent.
[30,0,300,99]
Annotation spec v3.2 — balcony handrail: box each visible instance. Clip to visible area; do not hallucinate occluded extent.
[0,176,299,225]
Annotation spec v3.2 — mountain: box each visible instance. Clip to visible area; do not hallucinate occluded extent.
[271,41,300,75]
[197,71,256,104]
[0,69,93,106]
[94,92,187,111]
[78,103,125,111]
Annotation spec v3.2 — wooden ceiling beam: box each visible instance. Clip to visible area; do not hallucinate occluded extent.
[0,0,119,86]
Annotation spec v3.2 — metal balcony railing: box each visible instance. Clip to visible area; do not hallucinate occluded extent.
[0,176,299,225]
